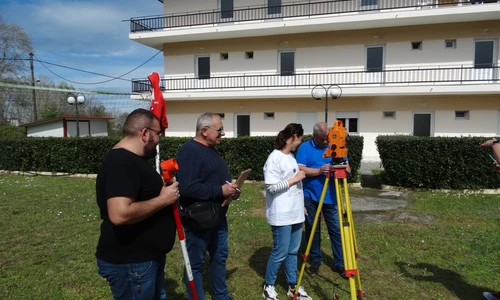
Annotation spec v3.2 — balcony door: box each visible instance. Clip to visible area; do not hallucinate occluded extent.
[360,0,379,10]
[236,114,250,137]
[219,0,234,21]
[268,0,282,17]
[279,50,295,86]
[413,112,434,137]
[195,55,211,89]
[365,45,385,85]
[473,39,497,83]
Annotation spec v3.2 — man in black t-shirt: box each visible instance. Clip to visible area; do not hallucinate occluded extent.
[95,109,179,300]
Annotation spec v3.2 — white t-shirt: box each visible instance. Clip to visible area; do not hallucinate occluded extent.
[263,149,305,226]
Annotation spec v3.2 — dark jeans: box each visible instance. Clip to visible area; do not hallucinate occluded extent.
[97,257,166,300]
[184,218,230,300]
[304,197,344,268]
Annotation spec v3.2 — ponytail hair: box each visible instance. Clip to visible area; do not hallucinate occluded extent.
[275,123,304,150]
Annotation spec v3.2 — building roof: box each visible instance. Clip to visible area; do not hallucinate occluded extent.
[19,116,114,127]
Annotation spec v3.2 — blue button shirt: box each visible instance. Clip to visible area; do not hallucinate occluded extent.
[296,139,347,205]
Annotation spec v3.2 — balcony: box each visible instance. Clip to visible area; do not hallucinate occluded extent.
[132,65,500,95]
[129,0,500,46]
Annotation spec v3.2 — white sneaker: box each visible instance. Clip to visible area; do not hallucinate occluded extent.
[287,286,312,300]
[484,292,500,300]
[263,284,279,300]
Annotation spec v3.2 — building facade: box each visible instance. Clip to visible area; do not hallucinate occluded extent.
[129,0,500,161]
[21,116,112,137]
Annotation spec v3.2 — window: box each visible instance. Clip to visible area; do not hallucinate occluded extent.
[360,0,379,10]
[220,0,234,19]
[236,115,250,137]
[474,40,495,68]
[217,113,225,120]
[366,46,384,72]
[336,118,358,133]
[413,113,433,137]
[264,112,275,120]
[455,110,469,120]
[445,39,456,49]
[268,0,282,15]
[279,51,295,76]
[245,51,254,59]
[411,41,422,50]
[220,53,228,61]
[196,56,210,79]
[383,111,396,119]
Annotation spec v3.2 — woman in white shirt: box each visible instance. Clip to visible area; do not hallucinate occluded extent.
[262,123,312,300]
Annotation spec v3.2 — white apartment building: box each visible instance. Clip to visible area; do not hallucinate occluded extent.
[129,0,500,162]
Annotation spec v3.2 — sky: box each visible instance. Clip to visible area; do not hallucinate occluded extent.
[0,0,165,93]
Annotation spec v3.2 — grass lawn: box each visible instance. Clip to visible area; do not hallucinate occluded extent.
[0,175,498,299]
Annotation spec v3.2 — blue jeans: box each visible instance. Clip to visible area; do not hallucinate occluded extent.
[304,197,344,268]
[97,257,167,300]
[184,218,229,300]
[264,223,303,286]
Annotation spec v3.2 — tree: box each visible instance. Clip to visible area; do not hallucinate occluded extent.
[0,14,34,124]
[0,14,33,80]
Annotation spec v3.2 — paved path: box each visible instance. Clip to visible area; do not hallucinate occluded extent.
[350,189,435,225]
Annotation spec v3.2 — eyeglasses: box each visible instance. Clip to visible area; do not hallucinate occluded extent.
[146,127,163,137]
[205,126,224,134]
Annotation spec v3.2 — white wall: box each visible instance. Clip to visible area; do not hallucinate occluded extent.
[164,108,500,162]
[28,121,64,137]
[434,110,498,137]
[90,120,110,137]
[164,38,500,79]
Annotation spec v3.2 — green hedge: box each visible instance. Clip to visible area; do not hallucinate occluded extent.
[376,135,500,189]
[0,135,363,182]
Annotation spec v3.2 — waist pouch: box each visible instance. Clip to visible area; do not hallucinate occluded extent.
[185,201,226,231]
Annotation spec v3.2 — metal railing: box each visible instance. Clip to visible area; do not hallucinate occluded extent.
[129,0,472,32]
[131,65,499,93]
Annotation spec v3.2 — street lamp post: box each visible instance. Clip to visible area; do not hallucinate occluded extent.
[67,93,86,137]
[311,84,342,123]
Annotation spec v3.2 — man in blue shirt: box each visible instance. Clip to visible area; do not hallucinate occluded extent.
[296,122,350,278]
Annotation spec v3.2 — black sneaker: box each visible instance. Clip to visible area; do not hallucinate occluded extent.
[309,261,321,273]
[333,265,348,279]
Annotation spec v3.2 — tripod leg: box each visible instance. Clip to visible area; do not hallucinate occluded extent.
[342,178,364,299]
[343,178,359,258]
[335,177,365,300]
[294,177,330,300]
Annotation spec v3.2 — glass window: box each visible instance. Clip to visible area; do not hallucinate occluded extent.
[280,52,295,76]
[197,57,210,79]
[474,40,494,68]
[366,47,383,72]
[268,0,282,15]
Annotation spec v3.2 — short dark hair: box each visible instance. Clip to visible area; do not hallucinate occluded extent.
[122,109,159,137]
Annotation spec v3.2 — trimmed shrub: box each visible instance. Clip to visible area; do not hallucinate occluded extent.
[0,135,364,182]
[376,135,500,189]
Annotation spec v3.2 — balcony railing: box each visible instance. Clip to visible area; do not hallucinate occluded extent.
[131,65,499,93]
[129,0,474,32]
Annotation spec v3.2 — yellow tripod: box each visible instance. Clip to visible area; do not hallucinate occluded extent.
[294,165,364,300]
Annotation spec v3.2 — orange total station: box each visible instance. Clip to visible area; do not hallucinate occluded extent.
[323,119,348,164]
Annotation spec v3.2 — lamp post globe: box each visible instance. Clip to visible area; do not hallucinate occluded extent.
[67,93,85,137]
[311,85,342,123]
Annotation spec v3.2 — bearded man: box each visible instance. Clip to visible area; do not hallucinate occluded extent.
[95,108,180,300]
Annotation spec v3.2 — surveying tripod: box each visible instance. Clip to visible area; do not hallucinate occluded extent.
[294,162,364,300]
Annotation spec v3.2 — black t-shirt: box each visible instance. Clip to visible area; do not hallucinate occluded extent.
[95,148,176,264]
